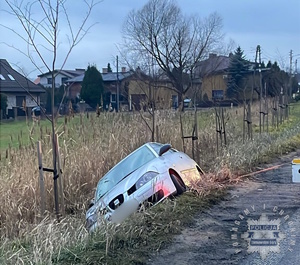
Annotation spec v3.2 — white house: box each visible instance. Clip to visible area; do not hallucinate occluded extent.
[38,69,85,88]
[0,59,45,119]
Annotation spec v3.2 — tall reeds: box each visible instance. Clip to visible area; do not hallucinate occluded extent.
[1,104,300,264]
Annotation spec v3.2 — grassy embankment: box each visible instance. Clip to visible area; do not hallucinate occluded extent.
[0,103,300,264]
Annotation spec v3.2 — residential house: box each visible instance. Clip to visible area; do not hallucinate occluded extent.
[194,53,230,102]
[149,73,181,109]
[67,67,184,111]
[0,59,45,119]
[66,67,150,111]
[38,68,85,88]
[194,53,259,103]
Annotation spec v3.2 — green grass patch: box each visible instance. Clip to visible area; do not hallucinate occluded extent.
[0,116,85,151]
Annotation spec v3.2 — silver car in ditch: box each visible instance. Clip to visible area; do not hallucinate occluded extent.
[86,142,203,231]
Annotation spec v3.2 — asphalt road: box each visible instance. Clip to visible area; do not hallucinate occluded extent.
[148,150,300,265]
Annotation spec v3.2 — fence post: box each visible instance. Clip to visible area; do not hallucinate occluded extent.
[243,103,246,143]
[55,134,65,216]
[180,112,186,153]
[248,102,253,140]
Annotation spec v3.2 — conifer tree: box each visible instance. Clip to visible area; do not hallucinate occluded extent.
[80,65,104,108]
[107,63,113,73]
[263,61,289,96]
[226,46,250,99]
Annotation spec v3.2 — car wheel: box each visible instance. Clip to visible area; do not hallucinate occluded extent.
[170,171,186,196]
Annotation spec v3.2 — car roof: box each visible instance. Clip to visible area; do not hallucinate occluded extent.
[146,142,164,154]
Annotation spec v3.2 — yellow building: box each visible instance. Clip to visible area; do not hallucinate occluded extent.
[195,53,259,103]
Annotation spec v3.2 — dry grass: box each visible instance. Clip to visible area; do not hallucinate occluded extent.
[0,216,87,264]
[1,103,300,264]
[189,166,237,196]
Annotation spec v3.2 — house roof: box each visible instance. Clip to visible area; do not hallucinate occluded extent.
[38,69,85,78]
[66,71,135,83]
[0,59,45,93]
[196,54,230,76]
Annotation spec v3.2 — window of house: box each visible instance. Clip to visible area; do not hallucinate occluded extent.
[0,74,5,80]
[47,78,52,84]
[61,77,68,84]
[212,90,224,100]
[172,95,178,109]
[16,96,26,107]
[8,74,15,80]
[111,93,116,102]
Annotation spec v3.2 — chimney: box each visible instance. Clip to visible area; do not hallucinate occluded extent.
[121,67,126,73]
[102,68,108,74]
[209,53,217,59]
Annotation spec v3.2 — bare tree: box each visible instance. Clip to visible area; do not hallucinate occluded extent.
[122,0,224,107]
[3,0,99,218]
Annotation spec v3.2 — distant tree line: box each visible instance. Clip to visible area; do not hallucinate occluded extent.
[226,46,298,101]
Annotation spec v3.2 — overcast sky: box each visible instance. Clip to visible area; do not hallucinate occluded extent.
[1,0,300,79]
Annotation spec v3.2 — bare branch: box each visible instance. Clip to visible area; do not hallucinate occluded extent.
[58,0,100,71]
[122,0,225,103]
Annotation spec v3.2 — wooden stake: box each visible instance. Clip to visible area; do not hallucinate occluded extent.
[37,141,45,217]
[248,103,252,140]
[180,112,185,153]
[215,108,219,155]
[243,103,246,143]
[156,125,159,143]
[221,108,227,145]
[55,134,65,216]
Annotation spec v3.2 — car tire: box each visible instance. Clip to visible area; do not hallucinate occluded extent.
[170,172,186,196]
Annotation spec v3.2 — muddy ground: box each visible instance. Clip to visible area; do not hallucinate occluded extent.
[148,150,300,265]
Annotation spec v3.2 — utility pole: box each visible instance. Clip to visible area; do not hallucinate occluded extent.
[290,50,293,75]
[116,55,119,112]
[296,60,299,94]
[289,50,293,98]
[264,82,268,133]
[256,45,263,134]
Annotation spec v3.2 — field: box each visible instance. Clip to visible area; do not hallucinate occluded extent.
[1,103,300,264]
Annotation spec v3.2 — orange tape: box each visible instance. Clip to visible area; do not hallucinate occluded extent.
[239,163,288,178]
